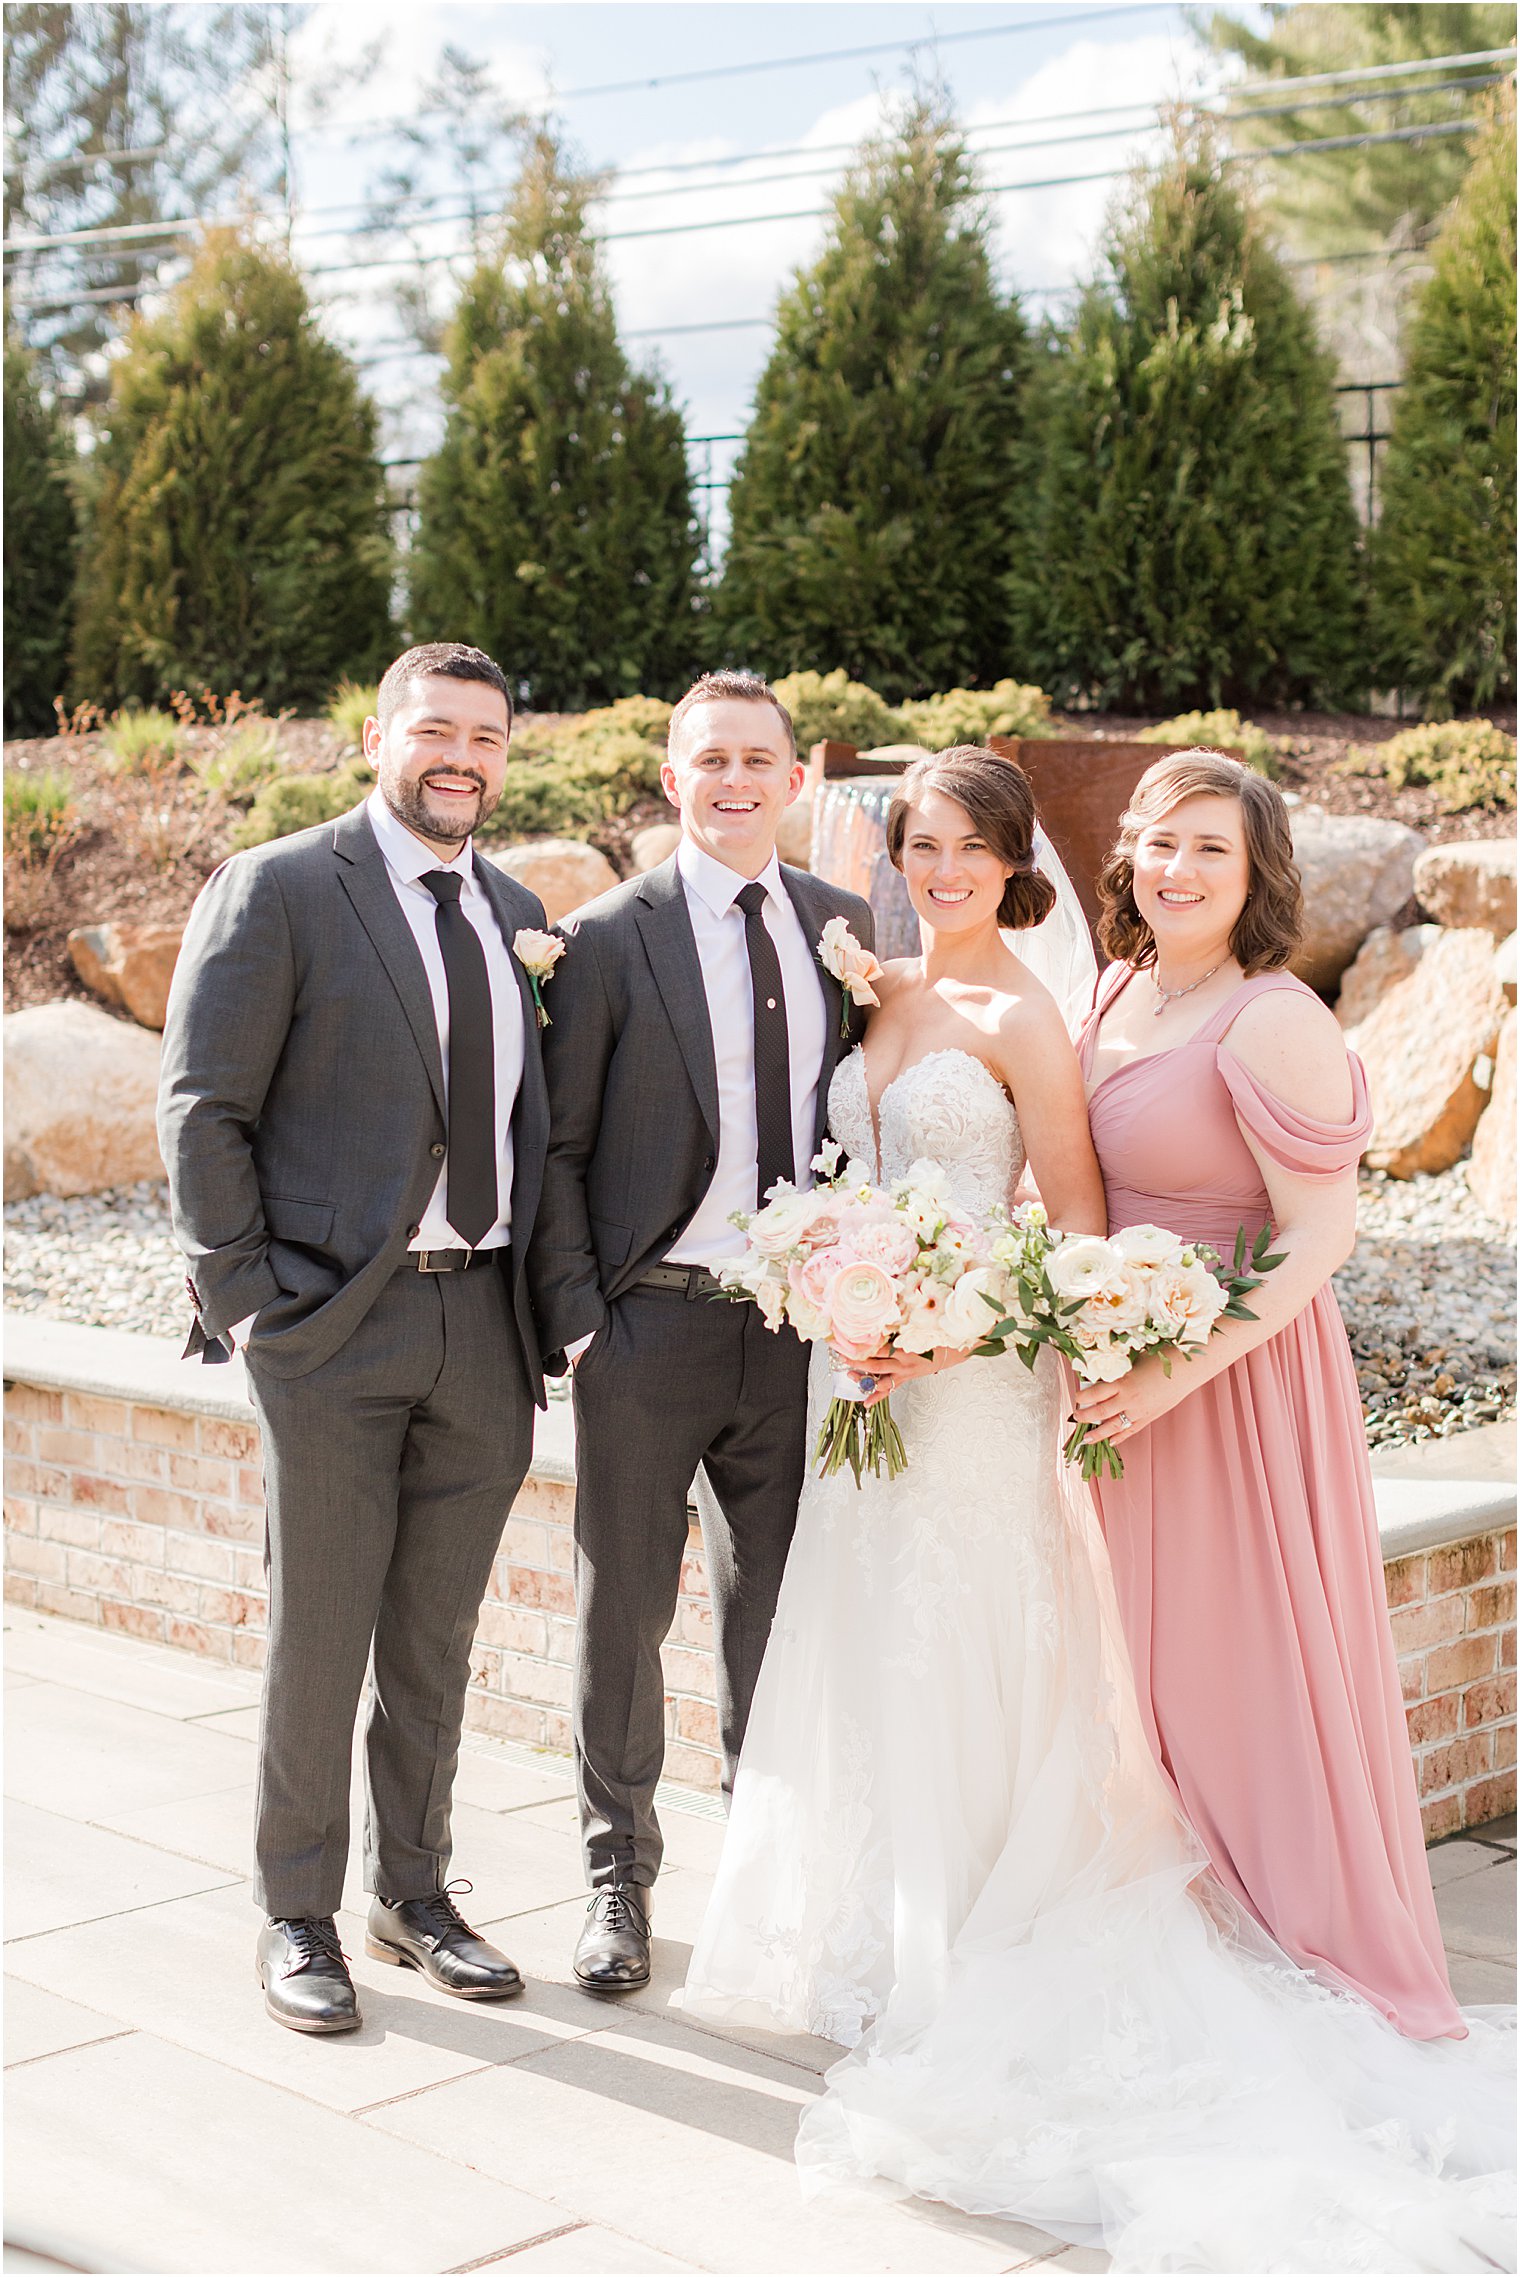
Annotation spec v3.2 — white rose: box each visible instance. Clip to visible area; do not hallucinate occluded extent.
[1078,1265,1152,1338]
[1046,1234,1127,1305]
[939,1267,1008,1351]
[1149,1259,1227,1346]
[1113,1223,1185,1273]
[1072,1337,1133,1385]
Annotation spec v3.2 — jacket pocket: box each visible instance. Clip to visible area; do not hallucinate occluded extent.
[263,1195,336,1247]
[589,1214,634,1268]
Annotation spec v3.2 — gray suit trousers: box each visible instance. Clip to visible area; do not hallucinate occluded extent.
[572,1285,810,1888]
[246,1261,533,1917]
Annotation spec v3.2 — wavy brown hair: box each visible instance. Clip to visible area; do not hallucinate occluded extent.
[1096,750,1302,974]
[886,745,1058,931]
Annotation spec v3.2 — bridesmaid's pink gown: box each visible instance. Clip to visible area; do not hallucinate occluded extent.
[1077,964,1463,2041]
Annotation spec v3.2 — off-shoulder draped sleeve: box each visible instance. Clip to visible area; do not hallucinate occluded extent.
[1216,1045,1371,1178]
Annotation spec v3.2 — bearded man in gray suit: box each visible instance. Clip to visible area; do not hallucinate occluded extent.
[531,669,874,1992]
[159,642,550,2035]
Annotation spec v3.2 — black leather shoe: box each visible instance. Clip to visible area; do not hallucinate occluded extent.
[573,1884,651,1992]
[257,1916,360,2034]
[366,1884,523,2000]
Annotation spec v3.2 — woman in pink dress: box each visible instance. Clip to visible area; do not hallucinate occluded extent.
[1071,748,1463,2041]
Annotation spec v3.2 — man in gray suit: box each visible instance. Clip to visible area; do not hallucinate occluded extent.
[531,669,874,1991]
[159,642,550,2034]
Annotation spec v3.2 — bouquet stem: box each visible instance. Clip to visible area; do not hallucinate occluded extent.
[816,1394,907,1485]
[1062,1418,1126,1482]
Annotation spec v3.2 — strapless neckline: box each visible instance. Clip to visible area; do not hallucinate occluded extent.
[857,1043,1010,1158]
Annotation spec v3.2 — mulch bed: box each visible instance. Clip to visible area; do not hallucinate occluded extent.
[5,709,1513,1016]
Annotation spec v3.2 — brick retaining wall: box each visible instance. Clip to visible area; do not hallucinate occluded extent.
[4,1373,1516,1832]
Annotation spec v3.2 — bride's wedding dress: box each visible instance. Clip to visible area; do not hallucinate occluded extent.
[681,1046,1514,2274]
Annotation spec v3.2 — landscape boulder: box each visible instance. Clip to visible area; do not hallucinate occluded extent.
[1467,1010,1516,1224]
[776,789,815,867]
[485,839,619,925]
[1350,928,1507,1177]
[1287,809,1427,995]
[4,1000,164,1201]
[1334,923,1439,1030]
[629,822,681,874]
[1413,839,1518,939]
[67,919,184,1030]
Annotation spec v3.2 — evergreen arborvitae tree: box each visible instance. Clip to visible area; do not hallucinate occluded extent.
[408,132,702,710]
[70,232,394,710]
[4,336,77,733]
[1008,131,1363,713]
[720,98,1027,701]
[1371,91,1516,712]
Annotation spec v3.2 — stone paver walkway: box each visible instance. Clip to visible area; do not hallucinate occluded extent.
[5,1608,1515,2276]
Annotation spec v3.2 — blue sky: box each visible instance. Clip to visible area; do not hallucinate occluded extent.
[278,2,1240,506]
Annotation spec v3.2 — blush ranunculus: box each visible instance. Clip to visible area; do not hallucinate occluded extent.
[827,1260,900,1350]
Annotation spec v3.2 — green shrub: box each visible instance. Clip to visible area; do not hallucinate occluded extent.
[102,706,182,773]
[1008,126,1362,711]
[70,231,393,711]
[326,678,378,751]
[3,767,77,856]
[482,697,671,843]
[233,759,375,848]
[771,671,902,754]
[1370,92,1516,713]
[897,680,1056,749]
[196,719,283,802]
[720,97,1028,699]
[1344,720,1516,812]
[1138,708,1283,776]
[409,133,702,709]
[3,342,78,736]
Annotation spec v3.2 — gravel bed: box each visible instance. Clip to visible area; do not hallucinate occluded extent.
[6,1172,1513,1449]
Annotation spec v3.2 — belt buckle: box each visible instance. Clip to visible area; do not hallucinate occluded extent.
[417,1249,460,1273]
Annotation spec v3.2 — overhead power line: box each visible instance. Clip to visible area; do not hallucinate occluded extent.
[1229,43,1516,99]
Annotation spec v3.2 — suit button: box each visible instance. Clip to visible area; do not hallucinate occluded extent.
[407,1224,421,1240]
[430,1142,445,1159]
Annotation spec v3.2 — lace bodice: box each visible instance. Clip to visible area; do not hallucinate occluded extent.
[828,1046,1025,1217]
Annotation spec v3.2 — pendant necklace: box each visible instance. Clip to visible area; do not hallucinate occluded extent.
[1151,959,1224,1018]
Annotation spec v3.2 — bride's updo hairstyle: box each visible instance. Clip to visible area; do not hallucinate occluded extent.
[1097,749,1303,975]
[886,746,1058,931]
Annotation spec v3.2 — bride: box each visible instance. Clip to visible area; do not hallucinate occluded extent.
[681,746,1514,2273]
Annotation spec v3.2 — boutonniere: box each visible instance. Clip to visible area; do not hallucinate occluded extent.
[513,928,565,1029]
[817,917,884,1040]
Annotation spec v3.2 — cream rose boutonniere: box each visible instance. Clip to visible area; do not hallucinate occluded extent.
[513,928,565,1028]
[817,917,884,1040]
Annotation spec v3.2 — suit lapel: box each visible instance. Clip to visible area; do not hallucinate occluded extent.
[780,865,849,1153]
[634,859,719,1143]
[471,854,550,1251]
[332,804,446,1118]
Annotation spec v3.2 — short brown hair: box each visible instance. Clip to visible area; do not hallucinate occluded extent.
[377,643,513,728]
[667,669,795,758]
[1096,749,1302,974]
[886,746,1058,932]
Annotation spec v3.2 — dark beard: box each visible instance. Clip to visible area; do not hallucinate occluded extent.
[385,771,497,845]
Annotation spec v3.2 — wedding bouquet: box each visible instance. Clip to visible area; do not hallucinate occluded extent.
[717,1146,1038,1485]
[975,1212,1284,1480]
[718,1153,1283,1486]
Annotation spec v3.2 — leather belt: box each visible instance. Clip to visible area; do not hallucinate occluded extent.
[415,1248,491,1272]
[636,1263,724,1299]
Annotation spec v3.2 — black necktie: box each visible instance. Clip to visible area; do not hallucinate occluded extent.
[420,870,497,1247]
[736,880,795,1206]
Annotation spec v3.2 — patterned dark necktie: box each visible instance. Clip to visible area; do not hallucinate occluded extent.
[736,880,795,1206]
[420,870,496,1247]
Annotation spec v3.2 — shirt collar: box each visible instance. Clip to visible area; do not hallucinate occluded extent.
[676,836,785,921]
[367,788,476,891]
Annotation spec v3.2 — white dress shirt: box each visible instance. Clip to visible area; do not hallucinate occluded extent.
[667,838,828,1269]
[366,789,525,1251]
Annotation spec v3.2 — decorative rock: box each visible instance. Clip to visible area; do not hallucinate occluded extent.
[67,919,184,1030]
[776,789,815,867]
[860,744,931,767]
[485,838,619,924]
[1496,931,1517,1006]
[1413,839,1518,938]
[629,822,681,874]
[1334,923,1439,1030]
[1468,1011,1516,1225]
[1351,928,1507,1177]
[3,1001,164,1201]
[1287,809,1427,994]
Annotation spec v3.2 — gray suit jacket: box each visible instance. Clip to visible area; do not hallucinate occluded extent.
[157,801,551,1397]
[529,852,875,1371]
